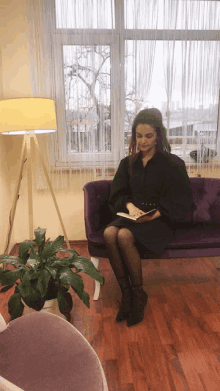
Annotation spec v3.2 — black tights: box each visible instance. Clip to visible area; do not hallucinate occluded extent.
[103,226,143,286]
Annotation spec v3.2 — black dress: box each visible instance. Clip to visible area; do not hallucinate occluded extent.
[107,150,193,254]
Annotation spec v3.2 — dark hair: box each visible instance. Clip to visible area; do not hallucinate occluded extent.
[128,108,171,164]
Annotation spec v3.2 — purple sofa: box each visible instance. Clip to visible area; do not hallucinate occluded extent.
[83,177,220,299]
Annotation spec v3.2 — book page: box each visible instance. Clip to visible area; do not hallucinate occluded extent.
[117,209,156,221]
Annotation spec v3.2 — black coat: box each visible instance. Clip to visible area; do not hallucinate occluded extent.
[107,151,193,254]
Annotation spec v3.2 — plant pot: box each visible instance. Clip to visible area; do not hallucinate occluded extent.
[21,298,66,320]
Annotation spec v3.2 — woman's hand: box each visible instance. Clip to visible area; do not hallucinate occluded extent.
[126,203,161,222]
[126,202,146,218]
[136,209,161,223]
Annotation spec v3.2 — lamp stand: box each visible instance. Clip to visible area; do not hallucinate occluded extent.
[4,134,70,254]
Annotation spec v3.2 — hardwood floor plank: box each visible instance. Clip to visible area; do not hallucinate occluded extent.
[197,283,220,313]
[180,284,213,317]
[128,342,151,391]
[151,299,173,345]
[136,313,175,390]
[175,360,205,391]
[199,372,220,391]
[163,285,193,318]
[120,384,135,391]
[157,351,179,391]
[167,354,190,391]
[102,317,120,360]
[203,313,220,332]
[118,326,134,385]
[171,316,203,352]
[104,359,122,391]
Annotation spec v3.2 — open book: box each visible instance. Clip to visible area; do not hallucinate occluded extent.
[117,208,157,221]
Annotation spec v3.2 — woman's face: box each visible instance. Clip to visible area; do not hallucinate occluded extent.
[136,124,157,155]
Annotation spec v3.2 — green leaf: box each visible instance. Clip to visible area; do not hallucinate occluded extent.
[51,235,64,251]
[0,255,23,266]
[0,269,22,287]
[80,290,90,308]
[59,248,79,256]
[27,259,39,268]
[45,266,57,279]
[17,280,44,310]
[70,285,90,308]
[36,270,51,298]
[18,241,33,263]
[34,228,46,255]
[50,257,75,268]
[0,284,14,293]
[8,291,24,320]
[72,256,104,285]
[29,247,38,260]
[41,235,64,260]
[34,228,46,242]
[21,268,40,282]
[59,267,84,294]
[57,289,73,319]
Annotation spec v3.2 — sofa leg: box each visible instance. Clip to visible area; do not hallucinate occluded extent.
[91,257,100,300]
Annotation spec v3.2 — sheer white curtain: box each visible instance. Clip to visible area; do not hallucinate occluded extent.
[26,0,220,191]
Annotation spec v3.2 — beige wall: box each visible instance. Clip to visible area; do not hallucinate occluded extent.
[0,0,86,252]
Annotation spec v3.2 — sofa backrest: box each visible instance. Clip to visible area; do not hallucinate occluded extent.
[190,177,220,224]
[84,177,220,232]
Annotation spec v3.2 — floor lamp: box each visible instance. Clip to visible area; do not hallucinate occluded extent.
[0,98,70,254]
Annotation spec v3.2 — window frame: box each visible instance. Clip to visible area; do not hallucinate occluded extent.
[46,0,220,167]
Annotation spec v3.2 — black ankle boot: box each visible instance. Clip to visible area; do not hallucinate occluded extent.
[126,285,148,327]
[116,277,132,322]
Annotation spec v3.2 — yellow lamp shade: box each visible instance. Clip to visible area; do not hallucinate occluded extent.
[0,98,57,135]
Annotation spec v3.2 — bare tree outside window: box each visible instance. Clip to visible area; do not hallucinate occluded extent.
[63,45,111,153]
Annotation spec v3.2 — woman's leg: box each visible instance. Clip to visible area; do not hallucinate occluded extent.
[117,228,142,286]
[103,226,127,279]
[103,226,132,322]
[117,228,148,327]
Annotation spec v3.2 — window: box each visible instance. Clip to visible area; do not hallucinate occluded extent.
[50,0,220,165]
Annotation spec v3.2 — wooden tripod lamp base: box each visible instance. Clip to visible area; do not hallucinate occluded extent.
[4,134,70,254]
[0,98,70,254]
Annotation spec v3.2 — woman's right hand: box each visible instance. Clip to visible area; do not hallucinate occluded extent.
[126,202,145,218]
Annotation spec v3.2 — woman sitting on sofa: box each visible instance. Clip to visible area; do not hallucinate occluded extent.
[103,108,192,327]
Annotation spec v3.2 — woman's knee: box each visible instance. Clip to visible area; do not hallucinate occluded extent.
[103,226,119,244]
[117,228,135,246]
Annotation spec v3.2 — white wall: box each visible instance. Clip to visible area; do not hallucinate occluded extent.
[0,0,86,251]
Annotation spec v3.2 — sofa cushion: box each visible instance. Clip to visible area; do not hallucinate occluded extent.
[88,223,220,250]
[168,223,220,249]
[191,178,220,223]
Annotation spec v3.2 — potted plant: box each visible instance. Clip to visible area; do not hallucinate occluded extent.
[0,228,104,321]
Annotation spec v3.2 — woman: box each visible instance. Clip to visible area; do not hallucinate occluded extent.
[103,108,192,327]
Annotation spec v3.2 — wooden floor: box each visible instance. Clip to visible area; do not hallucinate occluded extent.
[1,242,220,391]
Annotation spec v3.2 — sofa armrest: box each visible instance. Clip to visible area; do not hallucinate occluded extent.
[83,180,113,236]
